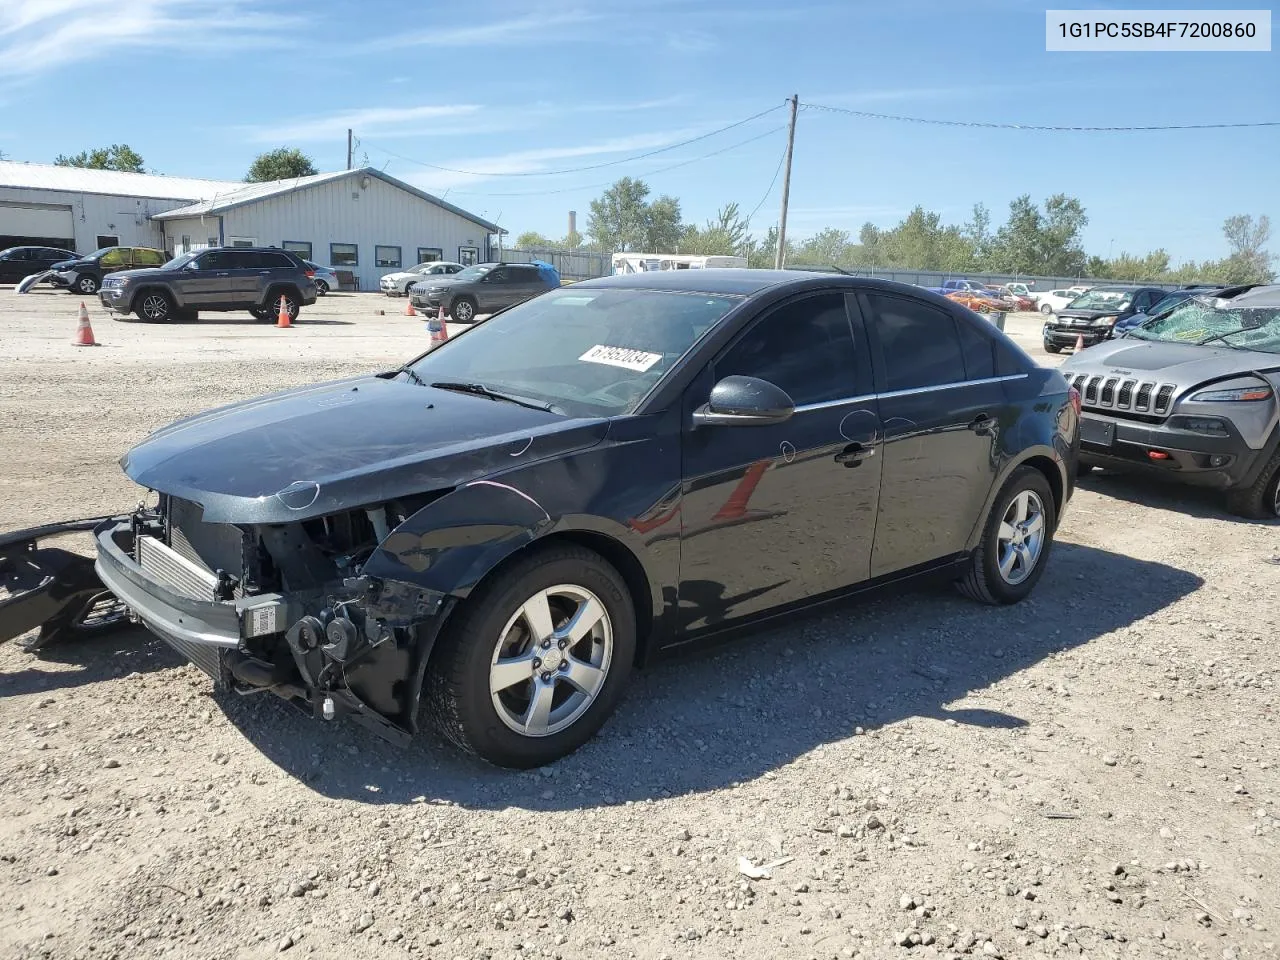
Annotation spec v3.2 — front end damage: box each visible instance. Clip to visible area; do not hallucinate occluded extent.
[4,495,461,745]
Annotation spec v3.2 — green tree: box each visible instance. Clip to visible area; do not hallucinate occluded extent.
[795,227,854,267]
[989,194,1088,275]
[54,144,145,172]
[514,231,556,249]
[245,147,317,183]
[586,178,683,251]
[1219,214,1274,282]
[680,203,752,256]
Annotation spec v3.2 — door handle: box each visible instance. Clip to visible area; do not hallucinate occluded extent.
[834,442,876,467]
[258,270,270,275]
[215,272,230,277]
[968,414,996,435]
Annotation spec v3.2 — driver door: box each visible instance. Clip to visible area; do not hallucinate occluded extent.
[677,292,882,633]
[174,250,233,305]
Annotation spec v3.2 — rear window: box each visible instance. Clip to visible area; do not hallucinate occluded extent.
[260,252,294,269]
[955,317,996,380]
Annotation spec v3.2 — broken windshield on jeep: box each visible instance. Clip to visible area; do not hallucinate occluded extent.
[1128,296,1280,353]
[402,288,741,417]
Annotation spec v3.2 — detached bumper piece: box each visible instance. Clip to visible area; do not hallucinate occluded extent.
[0,516,128,650]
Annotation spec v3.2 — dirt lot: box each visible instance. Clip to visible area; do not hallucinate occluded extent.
[1,288,1277,960]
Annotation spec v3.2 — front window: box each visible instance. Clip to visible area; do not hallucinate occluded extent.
[1129,296,1280,353]
[163,252,197,269]
[1068,288,1132,311]
[402,288,742,417]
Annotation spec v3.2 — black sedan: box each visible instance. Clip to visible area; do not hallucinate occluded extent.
[0,245,78,283]
[0,271,1079,767]
[1042,285,1169,352]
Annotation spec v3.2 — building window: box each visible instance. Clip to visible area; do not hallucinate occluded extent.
[330,243,358,266]
[96,235,119,248]
[180,235,191,253]
[282,240,312,260]
[207,237,218,248]
[417,247,442,264]
[375,245,402,268]
[228,236,256,248]
[458,246,479,266]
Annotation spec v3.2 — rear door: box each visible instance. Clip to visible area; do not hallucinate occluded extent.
[478,266,511,312]
[860,292,1011,577]
[510,264,545,304]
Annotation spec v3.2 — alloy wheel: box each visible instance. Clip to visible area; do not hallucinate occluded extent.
[996,490,1046,585]
[489,584,613,737]
[141,294,169,320]
[77,276,97,294]
[454,299,475,322]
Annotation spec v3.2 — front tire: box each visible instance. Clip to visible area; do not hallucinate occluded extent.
[1040,303,1053,315]
[1225,450,1280,520]
[424,544,636,768]
[1044,342,1062,354]
[451,296,477,323]
[135,290,173,322]
[957,466,1056,605]
[75,274,99,295]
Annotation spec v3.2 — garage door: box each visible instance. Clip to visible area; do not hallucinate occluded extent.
[0,201,75,244]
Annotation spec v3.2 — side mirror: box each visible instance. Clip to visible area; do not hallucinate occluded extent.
[692,375,794,428]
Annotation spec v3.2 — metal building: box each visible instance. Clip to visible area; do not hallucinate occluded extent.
[0,162,502,290]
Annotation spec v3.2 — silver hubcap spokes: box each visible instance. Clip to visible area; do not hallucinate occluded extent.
[490,584,612,738]
[142,295,167,319]
[456,301,473,320]
[996,490,1046,585]
[78,277,95,293]
[1272,478,1280,517]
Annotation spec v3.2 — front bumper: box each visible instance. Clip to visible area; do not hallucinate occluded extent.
[99,287,129,312]
[1077,410,1260,489]
[47,271,76,289]
[1044,323,1112,347]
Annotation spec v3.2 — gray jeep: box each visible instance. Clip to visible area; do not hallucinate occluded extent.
[1060,284,1280,518]
[99,247,318,323]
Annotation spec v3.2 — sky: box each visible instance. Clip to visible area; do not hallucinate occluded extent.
[0,0,1276,265]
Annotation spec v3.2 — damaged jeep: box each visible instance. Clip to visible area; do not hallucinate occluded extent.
[1,271,1076,767]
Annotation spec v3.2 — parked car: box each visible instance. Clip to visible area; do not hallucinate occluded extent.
[1042,285,1168,353]
[379,261,465,296]
[1036,288,1079,316]
[946,290,1009,315]
[1001,281,1036,299]
[49,246,167,296]
[1,271,1077,767]
[1113,286,1228,337]
[1062,284,1280,518]
[409,261,559,322]
[304,261,340,295]
[98,247,317,323]
[0,245,78,284]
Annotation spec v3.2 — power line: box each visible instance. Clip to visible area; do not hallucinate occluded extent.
[745,137,789,226]
[390,124,787,199]
[803,101,1280,131]
[358,103,784,179]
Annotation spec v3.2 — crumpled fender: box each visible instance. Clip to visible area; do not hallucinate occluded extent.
[362,479,554,600]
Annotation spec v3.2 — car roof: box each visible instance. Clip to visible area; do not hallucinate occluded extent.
[1213,283,1280,307]
[574,268,828,296]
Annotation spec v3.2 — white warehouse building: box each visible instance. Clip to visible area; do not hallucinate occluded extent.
[0,161,502,291]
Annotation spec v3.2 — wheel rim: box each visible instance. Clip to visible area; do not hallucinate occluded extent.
[1271,476,1280,517]
[996,490,1046,585]
[489,584,613,738]
[141,295,168,319]
[78,277,95,293]
[455,300,473,321]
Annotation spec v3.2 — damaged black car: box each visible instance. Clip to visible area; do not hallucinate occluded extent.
[0,271,1078,768]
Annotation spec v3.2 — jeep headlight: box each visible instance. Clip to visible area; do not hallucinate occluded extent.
[1189,379,1273,402]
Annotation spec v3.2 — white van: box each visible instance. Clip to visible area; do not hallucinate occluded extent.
[612,253,747,275]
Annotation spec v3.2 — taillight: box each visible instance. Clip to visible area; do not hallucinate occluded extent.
[305,269,315,278]
[1068,385,1081,416]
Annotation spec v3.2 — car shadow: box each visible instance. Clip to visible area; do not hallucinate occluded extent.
[1080,469,1280,525]
[171,316,357,327]
[213,541,1202,809]
[1,626,184,696]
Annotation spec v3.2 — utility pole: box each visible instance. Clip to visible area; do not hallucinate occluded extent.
[774,94,799,270]
[346,129,353,171]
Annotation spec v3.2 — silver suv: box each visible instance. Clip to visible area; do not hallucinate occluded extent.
[99,247,318,323]
[1061,284,1280,518]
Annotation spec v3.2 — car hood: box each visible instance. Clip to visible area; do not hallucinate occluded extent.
[1055,307,1127,320]
[107,267,169,282]
[122,374,609,523]
[382,271,420,282]
[52,258,93,271]
[1060,338,1280,387]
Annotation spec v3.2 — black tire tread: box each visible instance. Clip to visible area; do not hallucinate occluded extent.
[1225,448,1280,519]
[957,465,1056,606]
[423,542,633,766]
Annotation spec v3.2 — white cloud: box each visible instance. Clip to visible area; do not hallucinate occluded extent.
[0,0,299,81]
[381,10,604,49]
[254,105,484,143]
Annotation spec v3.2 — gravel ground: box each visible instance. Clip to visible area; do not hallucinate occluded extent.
[1,289,1277,960]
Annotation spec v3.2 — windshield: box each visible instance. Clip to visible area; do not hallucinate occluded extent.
[403,288,741,416]
[163,252,197,269]
[1068,288,1132,311]
[87,247,118,259]
[1129,296,1280,353]
[1144,291,1193,318]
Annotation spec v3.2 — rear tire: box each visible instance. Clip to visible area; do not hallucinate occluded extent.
[957,466,1057,605]
[424,544,635,768]
[1044,343,1062,354]
[75,274,99,295]
[1225,450,1280,520]
[262,288,300,322]
[1040,303,1053,315]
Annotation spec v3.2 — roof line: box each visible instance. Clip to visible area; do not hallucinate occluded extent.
[0,182,211,204]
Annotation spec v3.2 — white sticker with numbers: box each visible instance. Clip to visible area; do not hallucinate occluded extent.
[578,344,663,372]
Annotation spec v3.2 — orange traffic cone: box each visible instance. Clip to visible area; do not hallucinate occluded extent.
[435,305,449,342]
[403,298,417,317]
[1073,333,1085,352]
[72,302,97,347]
[276,294,292,328]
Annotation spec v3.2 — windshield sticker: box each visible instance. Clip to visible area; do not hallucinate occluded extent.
[579,344,663,372]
